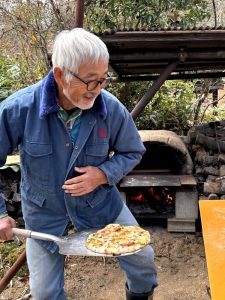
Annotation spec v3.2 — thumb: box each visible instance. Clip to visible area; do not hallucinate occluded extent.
[74,166,87,173]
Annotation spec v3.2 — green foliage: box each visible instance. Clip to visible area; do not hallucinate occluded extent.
[107,80,148,112]
[12,52,47,86]
[0,57,22,101]
[0,240,28,278]
[145,80,195,132]
[108,80,196,134]
[85,0,210,31]
[200,102,225,123]
[0,52,48,102]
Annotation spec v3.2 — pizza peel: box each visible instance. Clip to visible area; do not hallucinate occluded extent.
[12,227,145,257]
[199,200,225,300]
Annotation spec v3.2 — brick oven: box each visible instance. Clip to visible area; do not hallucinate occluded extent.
[119,130,198,232]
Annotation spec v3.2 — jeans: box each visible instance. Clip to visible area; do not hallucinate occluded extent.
[26,203,158,299]
[115,204,158,294]
[26,238,66,300]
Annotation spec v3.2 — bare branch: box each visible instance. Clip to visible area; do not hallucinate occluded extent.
[48,0,66,30]
[212,0,217,27]
[200,93,225,122]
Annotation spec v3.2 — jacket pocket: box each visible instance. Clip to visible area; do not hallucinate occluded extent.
[21,188,48,230]
[23,140,52,157]
[29,192,46,207]
[20,180,46,207]
[85,143,109,166]
[86,185,112,208]
[22,140,52,181]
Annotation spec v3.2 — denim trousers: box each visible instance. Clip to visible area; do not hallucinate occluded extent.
[26,203,158,300]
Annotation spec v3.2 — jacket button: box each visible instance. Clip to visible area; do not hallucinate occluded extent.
[75,145,78,149]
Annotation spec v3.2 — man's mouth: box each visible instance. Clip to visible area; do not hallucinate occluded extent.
[84,94,96,101]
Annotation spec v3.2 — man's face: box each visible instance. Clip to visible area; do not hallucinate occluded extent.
[57,61,109,110]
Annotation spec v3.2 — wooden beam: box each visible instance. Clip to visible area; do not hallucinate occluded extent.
[130,60,179,119]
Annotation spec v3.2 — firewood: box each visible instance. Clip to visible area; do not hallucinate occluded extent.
[195,133,225,153]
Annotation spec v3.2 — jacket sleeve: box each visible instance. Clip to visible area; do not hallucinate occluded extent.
[0,99,23,214]
[98,102,145,186]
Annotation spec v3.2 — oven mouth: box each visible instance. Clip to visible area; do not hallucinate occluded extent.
[135,141,189,175]
[126,186,176,220]
[137,130,194,175]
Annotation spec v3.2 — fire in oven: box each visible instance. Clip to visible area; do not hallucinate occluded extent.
[127,186,175,219]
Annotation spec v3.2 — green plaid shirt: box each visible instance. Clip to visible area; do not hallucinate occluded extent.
[58,106,82,144]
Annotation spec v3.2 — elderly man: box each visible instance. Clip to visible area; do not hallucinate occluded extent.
[0,28,157,300]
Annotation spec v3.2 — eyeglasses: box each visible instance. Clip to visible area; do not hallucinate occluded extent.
[68,70,111,91]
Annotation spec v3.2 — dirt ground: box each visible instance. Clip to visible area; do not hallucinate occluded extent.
[1,226,210,300]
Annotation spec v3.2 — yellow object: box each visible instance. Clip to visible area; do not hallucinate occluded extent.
[199,200,225,300]
[0,155,20,171]
[31,34,37,42]
[5,155,20,165]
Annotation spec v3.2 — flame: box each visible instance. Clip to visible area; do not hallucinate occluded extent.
[148,187,160,201]
[130,187,174,204]
[162,188,174,204]
[130,191,148,202]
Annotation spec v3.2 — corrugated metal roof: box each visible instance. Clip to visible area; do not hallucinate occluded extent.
[95,27,225,80]
[95,26,225,35]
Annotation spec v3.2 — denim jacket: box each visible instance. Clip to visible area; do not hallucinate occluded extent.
[0,71,145,252]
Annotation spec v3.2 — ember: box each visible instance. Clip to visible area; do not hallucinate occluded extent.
[128,187,175,218]
[130,191,148,202]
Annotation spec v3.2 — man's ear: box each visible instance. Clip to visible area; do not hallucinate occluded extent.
[53,67,64,86]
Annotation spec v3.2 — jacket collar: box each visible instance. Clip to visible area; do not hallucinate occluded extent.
[39,70,107,120]
[39,71,59,119]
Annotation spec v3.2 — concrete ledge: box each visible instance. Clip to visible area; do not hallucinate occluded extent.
[167,218,196,232]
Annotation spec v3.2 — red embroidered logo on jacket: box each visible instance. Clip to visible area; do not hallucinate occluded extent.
[98,128,107,138]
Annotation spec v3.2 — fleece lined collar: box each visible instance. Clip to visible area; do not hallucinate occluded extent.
[39,70,107,120]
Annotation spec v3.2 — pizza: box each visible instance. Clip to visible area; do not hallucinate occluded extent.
[86,224,151,255]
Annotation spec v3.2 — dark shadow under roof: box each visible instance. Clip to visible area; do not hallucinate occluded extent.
[97,27,225,81]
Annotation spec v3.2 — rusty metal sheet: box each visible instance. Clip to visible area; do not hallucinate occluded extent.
[119,174,181,187]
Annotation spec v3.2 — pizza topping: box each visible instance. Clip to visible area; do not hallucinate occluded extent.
[86,224,151,255]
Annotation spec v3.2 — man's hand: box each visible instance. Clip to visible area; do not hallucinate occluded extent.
[0,216,16,241]
[62,166,108,196]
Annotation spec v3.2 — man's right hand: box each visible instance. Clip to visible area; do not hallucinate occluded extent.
[0,216,16,241]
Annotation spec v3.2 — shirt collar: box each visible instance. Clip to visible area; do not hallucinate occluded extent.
[58,106,82,123]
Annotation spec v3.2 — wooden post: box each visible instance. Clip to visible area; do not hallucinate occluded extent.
[75,0,84,28]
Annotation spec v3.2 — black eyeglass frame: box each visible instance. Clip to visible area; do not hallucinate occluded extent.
[68,70,111,91]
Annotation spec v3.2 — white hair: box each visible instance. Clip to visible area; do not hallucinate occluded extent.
[51,28,109,81]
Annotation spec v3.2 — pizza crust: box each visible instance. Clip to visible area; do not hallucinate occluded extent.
[86,224,151,255]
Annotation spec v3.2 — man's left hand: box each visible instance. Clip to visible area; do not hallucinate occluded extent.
[62,166,108,196]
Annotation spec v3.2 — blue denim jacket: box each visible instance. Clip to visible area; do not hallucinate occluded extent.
[0,71,145,252]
